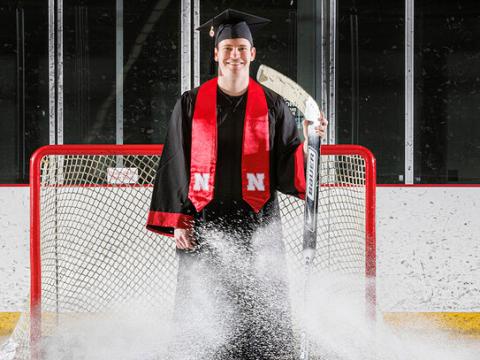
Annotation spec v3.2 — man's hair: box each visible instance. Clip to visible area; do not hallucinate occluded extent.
[215,39,254,49]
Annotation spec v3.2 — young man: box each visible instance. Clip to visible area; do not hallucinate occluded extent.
[147,9,327,359]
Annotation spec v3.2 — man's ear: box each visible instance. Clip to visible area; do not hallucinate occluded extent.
[251,47,256,61]
[214,47,219,62]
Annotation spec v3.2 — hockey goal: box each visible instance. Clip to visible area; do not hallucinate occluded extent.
[8,144,375,359]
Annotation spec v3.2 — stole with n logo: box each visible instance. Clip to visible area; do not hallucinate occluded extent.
[246,173,265,191]
[188,77,270,213]
[193,173,210,191]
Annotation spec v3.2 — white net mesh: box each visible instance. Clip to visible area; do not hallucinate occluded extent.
[39,154,174,313]
[3,145,374,359]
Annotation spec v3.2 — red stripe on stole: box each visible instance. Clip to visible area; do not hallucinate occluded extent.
[188,78,218,211]
[294,143,306,199]
[242,79,270,212]
[146,210,194,236]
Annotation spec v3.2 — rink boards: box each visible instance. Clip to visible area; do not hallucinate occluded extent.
[1,185,480,337]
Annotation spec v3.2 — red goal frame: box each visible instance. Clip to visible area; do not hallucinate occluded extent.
[29,144,376,346]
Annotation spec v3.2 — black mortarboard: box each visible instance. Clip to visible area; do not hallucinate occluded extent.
[198,9,270,74]
[197,9,270,47]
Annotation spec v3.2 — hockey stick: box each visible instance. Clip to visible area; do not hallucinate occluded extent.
[257,64,322,360]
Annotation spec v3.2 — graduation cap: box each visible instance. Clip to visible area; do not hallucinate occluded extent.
[197,9,270,46]
[197,9,270,74]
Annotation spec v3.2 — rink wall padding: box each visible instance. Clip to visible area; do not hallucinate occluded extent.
[383,312,480,338]
[0,313,20,336]
[1,186,480,336]
[2,312,480,337]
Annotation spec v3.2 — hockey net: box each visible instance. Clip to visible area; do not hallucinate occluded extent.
[4,144,375,359]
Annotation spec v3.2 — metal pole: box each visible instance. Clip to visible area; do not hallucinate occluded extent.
[57,0,64,144]
[349,7,359,144]
[48,0,56,144]
[320,0,329,120]
[181,0,191,93]
[405,0,415,184]
[315,0,323,106]
[116,0,124,145]
[328,0,337,145]
[193,0,200,87]
[16,7,26,178]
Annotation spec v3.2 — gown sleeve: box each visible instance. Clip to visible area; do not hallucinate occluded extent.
[273,96,306,200]
[146,93,196,237]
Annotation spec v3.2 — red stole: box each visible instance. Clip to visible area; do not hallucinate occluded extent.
[188,77,270,213]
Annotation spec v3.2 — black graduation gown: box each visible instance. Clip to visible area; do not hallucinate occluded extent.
[147,83,305,360]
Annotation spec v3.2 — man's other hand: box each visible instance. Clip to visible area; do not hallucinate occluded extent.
[303,113,328,154]
[303,112,328,140]
[174,227,196,250]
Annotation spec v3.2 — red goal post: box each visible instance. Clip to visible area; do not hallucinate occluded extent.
[26,143,375,354]
[29,145,167,347]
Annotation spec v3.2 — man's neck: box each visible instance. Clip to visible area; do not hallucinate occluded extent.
[217,73,249,96]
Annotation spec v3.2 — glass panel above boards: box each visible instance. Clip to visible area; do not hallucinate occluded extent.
[123,0,180,144]
[0,2,48,183]
[414,0,480,183]
[199,1,313,93]
[62,0,180,145]
[337,0,405,184]
[198,1,323,135]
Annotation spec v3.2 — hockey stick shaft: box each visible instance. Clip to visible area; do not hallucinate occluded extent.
[256,64,322,261]
[257,65,323,360]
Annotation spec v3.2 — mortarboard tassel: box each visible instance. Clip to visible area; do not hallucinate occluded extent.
[209,21,216,75]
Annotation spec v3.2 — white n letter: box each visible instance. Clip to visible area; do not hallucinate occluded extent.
[193,173,209,191]
[247,173,265,191]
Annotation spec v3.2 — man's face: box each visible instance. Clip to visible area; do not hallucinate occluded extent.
[214,38,256,77]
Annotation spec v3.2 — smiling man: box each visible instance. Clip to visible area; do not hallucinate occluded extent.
[147,8,327,359]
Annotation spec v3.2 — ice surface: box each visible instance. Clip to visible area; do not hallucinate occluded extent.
[3,221,480,359]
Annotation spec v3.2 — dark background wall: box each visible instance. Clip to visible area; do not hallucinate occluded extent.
[1,0,479,184]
